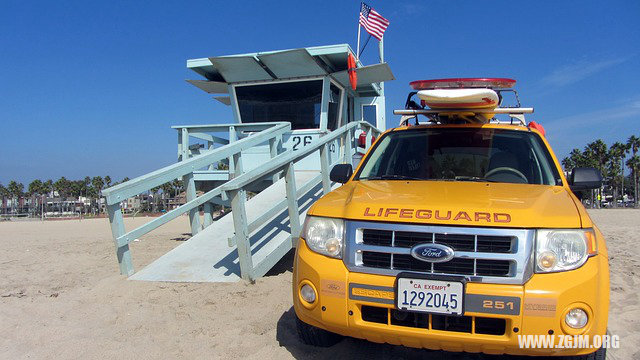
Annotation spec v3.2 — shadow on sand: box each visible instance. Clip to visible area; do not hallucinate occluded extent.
[276,307,553,360]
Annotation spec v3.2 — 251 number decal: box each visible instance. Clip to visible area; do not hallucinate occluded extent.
[482,300,515,310]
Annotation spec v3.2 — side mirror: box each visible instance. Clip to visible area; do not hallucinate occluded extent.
[569,167,603,192]
[330,164,353,184]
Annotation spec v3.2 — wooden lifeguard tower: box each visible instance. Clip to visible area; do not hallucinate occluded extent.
[102,44,394,282]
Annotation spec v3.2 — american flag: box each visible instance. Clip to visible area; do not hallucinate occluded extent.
[359,2,389,41]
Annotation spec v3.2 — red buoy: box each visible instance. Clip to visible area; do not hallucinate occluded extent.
[347,53,357,90]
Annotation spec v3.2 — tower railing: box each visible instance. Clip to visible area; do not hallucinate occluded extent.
[102,121,381,280]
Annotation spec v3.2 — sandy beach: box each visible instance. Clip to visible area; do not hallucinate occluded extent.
[0,210,637,359]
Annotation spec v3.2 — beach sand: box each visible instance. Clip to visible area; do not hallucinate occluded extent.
[0,210,637,359]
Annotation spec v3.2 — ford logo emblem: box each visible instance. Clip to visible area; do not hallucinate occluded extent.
[410,243,455,263]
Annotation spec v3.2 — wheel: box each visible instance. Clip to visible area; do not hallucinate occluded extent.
[295,315,343,347]
[562,347,606,360]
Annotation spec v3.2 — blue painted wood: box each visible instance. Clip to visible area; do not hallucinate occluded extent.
[101,122,290,205]
[171,123,280,132]
[268,135,281,183]
[319,76,330,130]
[251,235,294,279]
[221,122,364,192]
[344,128,353,164]
[203,202,213,227]
[229,189,253,281]
[319,143,331,194]
[257,49,327,79]
[183,172,201,235]
[284,163,301,240]
[246,172,322,234]
[107,203,134,275]
[106,120,381,280]
[115,186,224,247]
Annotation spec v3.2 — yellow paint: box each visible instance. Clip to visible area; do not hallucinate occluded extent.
[292,123,609,356]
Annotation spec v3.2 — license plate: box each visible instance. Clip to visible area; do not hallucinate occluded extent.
[396,277,464,315]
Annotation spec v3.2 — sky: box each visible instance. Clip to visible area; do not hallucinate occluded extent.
[1,0,639,186]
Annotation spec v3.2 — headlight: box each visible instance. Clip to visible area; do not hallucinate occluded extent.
[535,229,597,273]
[301,216,344,259]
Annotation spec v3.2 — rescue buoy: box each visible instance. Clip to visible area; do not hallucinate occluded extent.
[347,53,357,90]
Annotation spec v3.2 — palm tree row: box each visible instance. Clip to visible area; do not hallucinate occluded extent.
[0,176,114,201]
[0,175,183,215]
[0,174,189,215]
[562,135,640,208]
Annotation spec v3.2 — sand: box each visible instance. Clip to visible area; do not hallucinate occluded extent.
[0,210,638,359]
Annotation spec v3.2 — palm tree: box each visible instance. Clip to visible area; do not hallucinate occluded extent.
[54,177,70,198]
[28,179,44,196]
[91,176,105,213]
[627,155,640,208]
[0,184,7,214]
[582,140,608,208]
[44,179,53,196]
[28,179,47,216]
[608,142,628,207]
[104,176,112,188]
[7,181,24,214]
[628,136,640,207]
[562,148,587,171]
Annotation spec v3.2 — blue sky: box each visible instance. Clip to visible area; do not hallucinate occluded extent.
[1,0,639,185]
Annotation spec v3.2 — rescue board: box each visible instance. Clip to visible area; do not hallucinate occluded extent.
[417,88,499,109]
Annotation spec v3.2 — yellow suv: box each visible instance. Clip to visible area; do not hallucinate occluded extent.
[292,79,609,359]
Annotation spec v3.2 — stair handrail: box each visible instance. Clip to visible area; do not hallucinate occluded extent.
[220,120,381,280]
[103,121,291,276]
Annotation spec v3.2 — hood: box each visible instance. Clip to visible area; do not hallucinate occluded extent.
[309,181,582,228]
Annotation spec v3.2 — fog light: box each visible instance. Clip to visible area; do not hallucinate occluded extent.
[325,238,342,257]
[537,251,557,271]
[565,308,588,329]
[300,284,316,303]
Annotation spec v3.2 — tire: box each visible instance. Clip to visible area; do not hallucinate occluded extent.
[295,315,343,347]
[562,347,606,360]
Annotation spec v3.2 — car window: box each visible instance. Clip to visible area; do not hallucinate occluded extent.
[356,128,561,185]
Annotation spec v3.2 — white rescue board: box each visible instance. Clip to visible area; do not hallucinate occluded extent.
[417,88,499,109]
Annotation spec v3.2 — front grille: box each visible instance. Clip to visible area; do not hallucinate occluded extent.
[362,229,515,253]
[394,231,433,248]
[361,305,506,335]
[477,235,513,253]
[362,251,391,269]
[362,229,392,247]
[362,253,512,277]
[348,221,534,284]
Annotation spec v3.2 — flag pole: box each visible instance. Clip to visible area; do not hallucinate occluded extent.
[356,23,362,61]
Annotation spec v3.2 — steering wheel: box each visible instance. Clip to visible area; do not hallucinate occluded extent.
[485,167,528,183]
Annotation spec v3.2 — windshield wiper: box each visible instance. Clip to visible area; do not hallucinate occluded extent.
[453,176,497,182]
[360,175,423,181]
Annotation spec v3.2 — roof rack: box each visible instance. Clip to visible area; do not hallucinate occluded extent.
[394,107,534,127]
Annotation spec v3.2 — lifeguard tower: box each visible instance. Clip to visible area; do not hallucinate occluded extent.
[102,44,394,282]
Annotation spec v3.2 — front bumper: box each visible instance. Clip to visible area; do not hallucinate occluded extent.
[292,238,609,356]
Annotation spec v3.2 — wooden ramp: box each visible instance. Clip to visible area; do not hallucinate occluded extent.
[130,171,321,282]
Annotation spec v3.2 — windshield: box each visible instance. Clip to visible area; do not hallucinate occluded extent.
[356,128,562,185]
